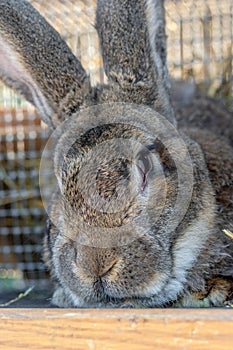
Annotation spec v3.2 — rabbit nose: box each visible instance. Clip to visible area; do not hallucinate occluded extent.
[97,260,117,278]
[76,246,118,279]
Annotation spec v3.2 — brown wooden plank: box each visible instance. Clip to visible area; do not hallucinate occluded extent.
[0,309,232,350]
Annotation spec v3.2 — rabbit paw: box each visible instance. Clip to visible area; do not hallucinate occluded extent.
[175,277,232,307]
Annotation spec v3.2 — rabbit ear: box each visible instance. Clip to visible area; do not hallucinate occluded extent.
[0,0,90,128]
[96,0,176,125]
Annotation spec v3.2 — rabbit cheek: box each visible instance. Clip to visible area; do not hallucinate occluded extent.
[53,245,101,305]
[103,262,169,300]
[102,242,171,299]
[53,241,75,280]
[52,241,86,301]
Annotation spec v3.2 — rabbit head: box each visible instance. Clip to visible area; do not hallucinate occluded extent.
[0,0,232,308]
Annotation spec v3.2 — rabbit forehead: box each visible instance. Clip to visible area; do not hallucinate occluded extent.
[56,102,167,139]
[53,121,155,183]
[52,102,178,174]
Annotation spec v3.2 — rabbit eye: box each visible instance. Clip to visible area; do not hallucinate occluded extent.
[136,149,152,191]
[137,150,152,174]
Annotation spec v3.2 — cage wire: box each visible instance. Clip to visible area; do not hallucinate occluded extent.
[0,0,232,292]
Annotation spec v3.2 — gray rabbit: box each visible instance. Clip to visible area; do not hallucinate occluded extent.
[0,0,232,308]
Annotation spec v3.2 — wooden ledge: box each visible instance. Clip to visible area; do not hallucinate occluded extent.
[1,308,232,349]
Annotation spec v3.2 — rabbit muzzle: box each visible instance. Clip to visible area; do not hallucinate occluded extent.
[54,236,171,305]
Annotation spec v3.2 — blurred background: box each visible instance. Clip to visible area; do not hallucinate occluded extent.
[0,0,232,293]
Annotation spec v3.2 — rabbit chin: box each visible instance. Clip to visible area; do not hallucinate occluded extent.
[52,271,170,308]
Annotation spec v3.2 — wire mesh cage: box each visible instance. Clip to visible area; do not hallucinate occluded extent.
[0,0,232,293]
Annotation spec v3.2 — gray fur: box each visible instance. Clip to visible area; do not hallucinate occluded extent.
[0,0,232,308]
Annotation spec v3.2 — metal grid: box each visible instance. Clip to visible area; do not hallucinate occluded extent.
[166,0,233,106]
[0,108,49,290]
[0,0,232,291]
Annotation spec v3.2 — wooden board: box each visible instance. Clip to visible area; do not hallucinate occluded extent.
[0,308,232,350]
